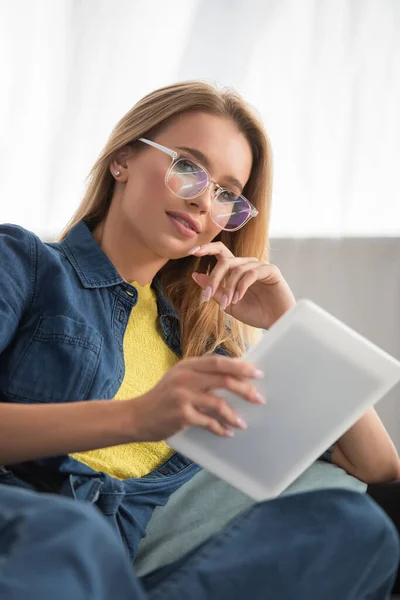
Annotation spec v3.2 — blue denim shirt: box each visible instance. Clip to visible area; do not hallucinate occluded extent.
[0,219,211,559]
[0,220,331,559]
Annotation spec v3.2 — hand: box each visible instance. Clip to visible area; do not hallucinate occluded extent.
[128,355,266,441]
[190,242,296,329]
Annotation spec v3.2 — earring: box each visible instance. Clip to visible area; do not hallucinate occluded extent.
[114,170,121,177]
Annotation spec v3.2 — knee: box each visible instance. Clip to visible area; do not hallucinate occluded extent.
[24,493,121,554]
[310,489,399,571]
[321,489,397,538]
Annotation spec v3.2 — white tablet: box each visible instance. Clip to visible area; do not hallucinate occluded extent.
[167,300,400,501]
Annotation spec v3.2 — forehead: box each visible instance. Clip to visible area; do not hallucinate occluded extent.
[156,112,253,190]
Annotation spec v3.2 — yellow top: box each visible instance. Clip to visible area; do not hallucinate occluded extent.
[71,282,179,479]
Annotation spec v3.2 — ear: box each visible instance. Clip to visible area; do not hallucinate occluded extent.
[109,145,134,182]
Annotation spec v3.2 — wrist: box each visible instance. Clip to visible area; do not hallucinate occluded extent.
[262,301,296,330]
[106,398,141,445]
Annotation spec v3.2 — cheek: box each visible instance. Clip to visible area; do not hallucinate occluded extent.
[125,166,168,214]
[140,163,165,199]
[146,178,166,207]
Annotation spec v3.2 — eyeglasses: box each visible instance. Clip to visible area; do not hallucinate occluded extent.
[137,137,258,232]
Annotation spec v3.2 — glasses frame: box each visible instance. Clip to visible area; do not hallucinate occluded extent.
[137,137,258,232]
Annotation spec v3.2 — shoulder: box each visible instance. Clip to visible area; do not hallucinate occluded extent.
[0,223,63,264]
[0,222,35,238]
[0,223,57,296]
[0,222,39,249]
[0,223,39,264]
[0,224,42,315]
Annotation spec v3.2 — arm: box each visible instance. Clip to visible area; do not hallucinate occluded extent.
[0,400,138,465]
[332,407,400,484]
[0,226,138,464]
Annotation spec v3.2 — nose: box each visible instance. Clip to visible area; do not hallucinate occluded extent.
[185,185,215,214]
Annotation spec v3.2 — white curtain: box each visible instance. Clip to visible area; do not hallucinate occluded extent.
[0,0,399,239]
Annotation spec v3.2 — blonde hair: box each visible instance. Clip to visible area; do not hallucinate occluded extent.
[58,81,273,358]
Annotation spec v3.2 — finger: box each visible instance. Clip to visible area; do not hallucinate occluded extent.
[188,241,234,260]
[195,394,248,430]
[222,260,261,307]
[207,256,234,298]
[182,356,265,380]
[192,258,251,303]
[233,269,261,304]
[192,272,224,304]
[208,257,257,301]
[229,263,283,307]
[191,373,265,405]
[183,403,235,437]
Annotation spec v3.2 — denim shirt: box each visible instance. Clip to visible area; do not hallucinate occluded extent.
[0,220,331,559]
[0,219,188,404]
[0,219,215,559]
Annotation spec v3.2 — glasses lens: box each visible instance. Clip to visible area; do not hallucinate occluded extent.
[167,158,208,199]
[212,191,251,230]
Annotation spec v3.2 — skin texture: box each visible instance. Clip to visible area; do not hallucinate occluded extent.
[92,112,254,284]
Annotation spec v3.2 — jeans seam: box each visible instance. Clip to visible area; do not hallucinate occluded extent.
[130,463,197,485]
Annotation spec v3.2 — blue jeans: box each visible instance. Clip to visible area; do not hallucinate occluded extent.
[0,485,398,600]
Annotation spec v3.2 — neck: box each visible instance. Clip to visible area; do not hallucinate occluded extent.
[92,211,168,286]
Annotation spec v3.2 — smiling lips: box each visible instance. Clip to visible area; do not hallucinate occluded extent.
[166,211,201,238]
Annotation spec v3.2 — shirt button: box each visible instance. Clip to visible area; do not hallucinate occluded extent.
[118,309,125,322]
[158,468,170,475]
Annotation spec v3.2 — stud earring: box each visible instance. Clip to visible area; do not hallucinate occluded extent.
[114,170,121,177]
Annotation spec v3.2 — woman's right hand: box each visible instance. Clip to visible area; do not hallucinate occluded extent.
[127,356,266,442]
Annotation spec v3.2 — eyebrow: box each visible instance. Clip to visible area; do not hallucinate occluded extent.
[176,146,244,192]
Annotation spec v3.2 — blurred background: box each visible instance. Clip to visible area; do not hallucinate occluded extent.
[1,0,399,445]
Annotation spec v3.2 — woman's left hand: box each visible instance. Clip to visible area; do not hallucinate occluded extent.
[190,242,296,329]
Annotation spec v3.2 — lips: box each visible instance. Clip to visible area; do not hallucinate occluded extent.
[166,211,201,233]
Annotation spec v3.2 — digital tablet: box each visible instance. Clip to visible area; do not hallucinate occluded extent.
[167,300,400,501]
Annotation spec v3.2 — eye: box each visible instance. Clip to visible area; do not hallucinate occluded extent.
[176,159,199,175]
[218,190,240,203]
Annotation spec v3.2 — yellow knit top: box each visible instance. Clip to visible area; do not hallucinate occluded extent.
[71,282,179,479]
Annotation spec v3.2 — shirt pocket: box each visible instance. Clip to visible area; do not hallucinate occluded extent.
[6,315,103,403]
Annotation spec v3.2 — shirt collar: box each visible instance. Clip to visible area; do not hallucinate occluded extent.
[60,220,179,319]
[61,220,122,289]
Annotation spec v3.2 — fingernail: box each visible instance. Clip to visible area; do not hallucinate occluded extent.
[224,429,235,438]
[192,272,198,282]
[255,392,267,404]
[232,292,239,304]
[237,417,248,430]
[220,294,228,311]
[251,368,265,379]
[203,286,212,302]
[188,246,201,255]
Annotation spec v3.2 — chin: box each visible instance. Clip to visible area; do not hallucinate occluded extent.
[150,234,197,261]
[160,246,192,261]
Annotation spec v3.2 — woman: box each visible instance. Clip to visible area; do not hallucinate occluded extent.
[0,80,399,599]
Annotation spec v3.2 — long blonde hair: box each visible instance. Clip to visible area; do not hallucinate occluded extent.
[58,81,273,358]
